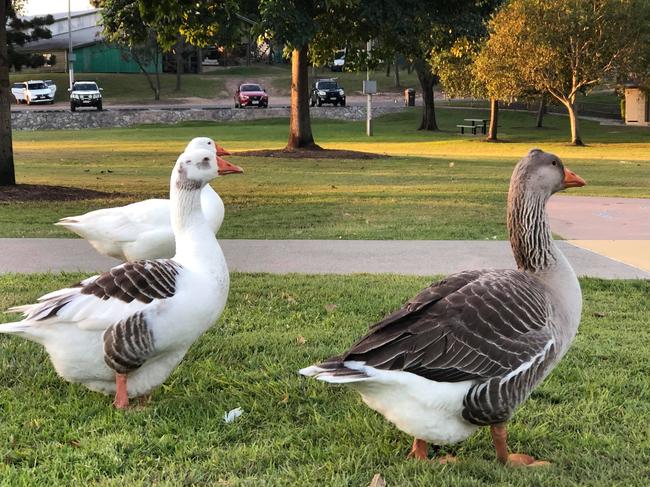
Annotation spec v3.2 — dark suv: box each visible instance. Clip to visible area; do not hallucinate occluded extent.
[310,79,346,107]
[69,81,103,111]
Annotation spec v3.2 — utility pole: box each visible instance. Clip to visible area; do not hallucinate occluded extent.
[366,40,373,136]
[67,0,74,90]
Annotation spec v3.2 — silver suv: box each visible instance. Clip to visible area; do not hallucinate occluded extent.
[69,81,103,111]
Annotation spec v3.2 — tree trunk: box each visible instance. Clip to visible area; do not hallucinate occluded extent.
[535,95,546,128]
[565,100,583,145]
[414,58,437,131]
[132,49,160,101]
[394,56,400,89]
[174,38,183,92]
[486,97,498,142]
[0,0,15,185]
[286,45,318,150]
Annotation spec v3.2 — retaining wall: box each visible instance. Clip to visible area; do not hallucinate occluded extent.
[11,106,407,131]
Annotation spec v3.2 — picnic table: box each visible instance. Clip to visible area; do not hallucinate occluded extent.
[464,118,489,134]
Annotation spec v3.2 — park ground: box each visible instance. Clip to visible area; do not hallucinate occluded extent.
[1,107,649,485]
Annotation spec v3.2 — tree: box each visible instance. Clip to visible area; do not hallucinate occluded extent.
[356,1,500,132]
[1,0,53,186]
[259,0,332,149]
[484,0,650,146]
[100,0,162,100]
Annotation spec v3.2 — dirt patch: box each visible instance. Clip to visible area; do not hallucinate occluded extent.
[233,148,386,159]
[0,184,125,203]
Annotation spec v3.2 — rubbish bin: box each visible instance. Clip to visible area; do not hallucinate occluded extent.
[404,88,415,107]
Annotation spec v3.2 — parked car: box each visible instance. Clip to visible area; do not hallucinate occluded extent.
[330,49,346,71]
[24,80,54,105]
[69,81,103,111]
[310,79,346,107]
[11,82,26,104]
[234,83,268,108]
[44,79,57,98]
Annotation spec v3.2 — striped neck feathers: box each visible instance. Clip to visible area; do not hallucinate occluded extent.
[507,180,557,273]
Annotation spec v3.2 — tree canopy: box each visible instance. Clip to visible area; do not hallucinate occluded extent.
[481,0,650,145]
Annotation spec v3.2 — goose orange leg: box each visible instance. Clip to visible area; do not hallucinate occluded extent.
[113,373,129,409]
[490,423,549,467]
[407,438,429,460]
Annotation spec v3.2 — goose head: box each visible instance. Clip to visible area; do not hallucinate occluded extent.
[510,149,586,200]
[185,137,243,175]
[173,149,219,190]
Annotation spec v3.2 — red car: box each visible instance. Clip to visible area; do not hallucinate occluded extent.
[234,83,269,108]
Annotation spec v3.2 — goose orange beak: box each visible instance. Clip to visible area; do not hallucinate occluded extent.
[217,156,243,175]
[216,144,231,156]
[563,167,586,188]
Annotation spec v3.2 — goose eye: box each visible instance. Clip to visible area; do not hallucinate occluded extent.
[552,161,557,166]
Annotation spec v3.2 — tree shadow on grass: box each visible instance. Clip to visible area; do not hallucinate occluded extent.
[0,184,125,202]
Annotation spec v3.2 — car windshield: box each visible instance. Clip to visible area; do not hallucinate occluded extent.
[241,84,262,92]
[44,81,53,86]
[74,83,98,91]
[27,82,47,90]
[317,81,339,90]
[12,83,24,89]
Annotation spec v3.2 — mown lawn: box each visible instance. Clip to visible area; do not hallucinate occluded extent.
[5,108,650,239]
[0,273,648,485]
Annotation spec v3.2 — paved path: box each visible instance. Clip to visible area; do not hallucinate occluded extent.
[547,195,650,273]
[0,239,647,279]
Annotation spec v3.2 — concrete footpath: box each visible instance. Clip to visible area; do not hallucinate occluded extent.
[0,238,647,279]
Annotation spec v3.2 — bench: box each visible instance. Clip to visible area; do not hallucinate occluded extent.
[456,124,478,135]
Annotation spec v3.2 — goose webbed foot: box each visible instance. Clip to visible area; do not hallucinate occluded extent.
[407,439,457,464]
[113,373,129,409]
[490,423,550,467]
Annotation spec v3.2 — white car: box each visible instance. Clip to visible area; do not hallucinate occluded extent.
[24,80,54,105]
[11,82,26,104]
[44,80,57,99]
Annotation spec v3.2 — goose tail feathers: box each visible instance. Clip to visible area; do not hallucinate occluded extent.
[299,359,371,384]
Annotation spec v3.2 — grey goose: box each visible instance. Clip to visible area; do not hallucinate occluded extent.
[301,149,586,466]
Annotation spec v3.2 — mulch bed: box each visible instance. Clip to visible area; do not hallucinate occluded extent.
[0,184,124,203]
[232,148,386,159]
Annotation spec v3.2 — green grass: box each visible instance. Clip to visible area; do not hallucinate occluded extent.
[5,108,650,240]
[0,273,648,485]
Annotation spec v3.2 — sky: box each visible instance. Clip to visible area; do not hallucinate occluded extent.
[23,0,93,16]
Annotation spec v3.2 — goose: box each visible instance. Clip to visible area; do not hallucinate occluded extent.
[300,149,586,466]
[1,148,230,409]
[56,137,242,261]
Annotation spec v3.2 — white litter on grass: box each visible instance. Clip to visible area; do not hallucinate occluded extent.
[223,407,244,423]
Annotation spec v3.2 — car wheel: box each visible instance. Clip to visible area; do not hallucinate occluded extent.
[70,103,76,112]
[97,102,103,111]
[317,99,322,107]
[50,100,55,105]
[310,98,315,107]
[341,100,346,107]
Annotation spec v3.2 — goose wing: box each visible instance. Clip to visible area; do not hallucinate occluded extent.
[342,269,552,381]
[9,259,183,331]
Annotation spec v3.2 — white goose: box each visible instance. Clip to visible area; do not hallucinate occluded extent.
[1,148,230,409]
[56,137,242,261]
[301,149,586,466]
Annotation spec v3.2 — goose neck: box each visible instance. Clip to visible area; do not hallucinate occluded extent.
[507,187,557,273]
